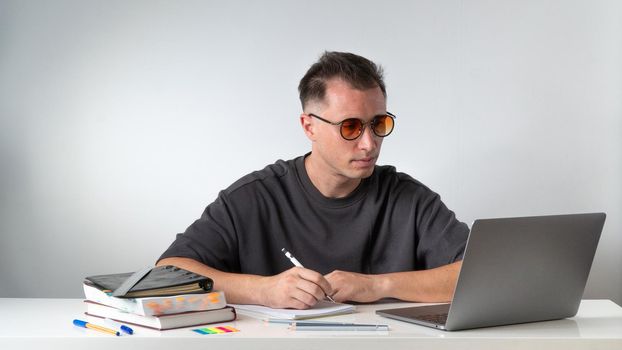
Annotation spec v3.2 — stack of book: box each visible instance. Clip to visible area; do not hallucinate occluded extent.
[82,266,236,330]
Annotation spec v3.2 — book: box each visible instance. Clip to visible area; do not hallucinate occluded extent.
[84,300,237,330]
[85,265,213,298]
[229,300,356,320]
[83,282,227,316]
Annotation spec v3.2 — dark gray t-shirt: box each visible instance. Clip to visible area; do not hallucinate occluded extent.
[159,154,469,275]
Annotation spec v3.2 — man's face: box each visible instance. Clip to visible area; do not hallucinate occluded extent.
[304,78,387,182]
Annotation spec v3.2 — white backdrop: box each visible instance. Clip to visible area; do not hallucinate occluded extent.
[1,0,620,303]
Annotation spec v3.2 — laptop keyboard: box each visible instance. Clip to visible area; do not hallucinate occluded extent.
[417,313,448,324]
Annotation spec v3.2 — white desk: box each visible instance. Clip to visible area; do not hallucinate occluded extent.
[0,298,621,350]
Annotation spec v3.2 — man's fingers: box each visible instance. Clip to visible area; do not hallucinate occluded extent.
[294,267,334,297]
[289,286,321,308]
[270,267,334,308]
[289,299,311,310]
[328,289,346,303]
[294,276,327,302]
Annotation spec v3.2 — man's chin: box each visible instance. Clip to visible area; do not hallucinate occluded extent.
[348,166,375,179]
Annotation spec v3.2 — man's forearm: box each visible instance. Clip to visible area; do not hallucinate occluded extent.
[379,261,462,302]
[156,257,334,309]
[323,261,462,303]
[158,257,462,305]
[156,257,264,304]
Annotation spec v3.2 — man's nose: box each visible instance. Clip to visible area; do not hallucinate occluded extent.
[357,125,377,150]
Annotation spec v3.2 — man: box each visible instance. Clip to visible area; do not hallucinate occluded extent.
[157,51,468,309]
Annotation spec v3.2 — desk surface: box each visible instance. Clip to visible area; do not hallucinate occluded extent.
[0,298,621,350]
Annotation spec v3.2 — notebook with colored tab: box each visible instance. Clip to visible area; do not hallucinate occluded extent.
[82,282,227,316]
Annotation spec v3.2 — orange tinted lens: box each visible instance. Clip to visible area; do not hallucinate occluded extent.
[340,119,363,139]
[373,115,394,136]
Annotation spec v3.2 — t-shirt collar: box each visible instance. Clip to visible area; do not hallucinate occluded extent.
[294,152,372,208]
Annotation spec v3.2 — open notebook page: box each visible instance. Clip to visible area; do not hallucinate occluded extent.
[229,300,355,320]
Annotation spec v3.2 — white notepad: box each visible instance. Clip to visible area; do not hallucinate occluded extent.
[229,300,355,320]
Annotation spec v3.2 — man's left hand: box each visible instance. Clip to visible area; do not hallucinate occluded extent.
[324,270,384,303]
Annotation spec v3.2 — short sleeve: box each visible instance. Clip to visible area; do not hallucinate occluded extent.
[157,191,241,272]
[415,192,469,269]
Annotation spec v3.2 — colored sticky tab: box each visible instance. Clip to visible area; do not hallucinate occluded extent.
[215,326,232,333]
[193,327,219,334]
[192,326,239,335]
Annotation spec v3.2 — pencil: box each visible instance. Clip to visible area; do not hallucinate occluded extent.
[73,319,120,336]
[291,324,389,331]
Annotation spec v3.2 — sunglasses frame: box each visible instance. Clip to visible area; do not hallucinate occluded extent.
[307,112,396,141]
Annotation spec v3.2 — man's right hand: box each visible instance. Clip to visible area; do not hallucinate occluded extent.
[257,267,333,309]
[157,257,333,309]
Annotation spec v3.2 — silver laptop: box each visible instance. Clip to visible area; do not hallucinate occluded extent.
[376,213,606,331]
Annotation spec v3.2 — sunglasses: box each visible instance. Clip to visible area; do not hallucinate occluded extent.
[308,112,396,141]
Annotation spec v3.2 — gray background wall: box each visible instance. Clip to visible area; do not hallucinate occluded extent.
[1,0,620,304]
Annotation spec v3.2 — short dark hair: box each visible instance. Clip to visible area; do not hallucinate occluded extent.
[298,51,386,110]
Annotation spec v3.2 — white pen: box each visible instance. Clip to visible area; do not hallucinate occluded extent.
[282,248,303,267]
[281,248,336,303]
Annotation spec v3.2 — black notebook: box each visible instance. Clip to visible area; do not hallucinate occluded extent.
[85,265,213,298]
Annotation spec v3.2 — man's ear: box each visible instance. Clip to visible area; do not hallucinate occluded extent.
[300,113,317,141]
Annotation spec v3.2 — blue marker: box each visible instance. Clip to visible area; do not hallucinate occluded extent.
[104,318,134,334]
